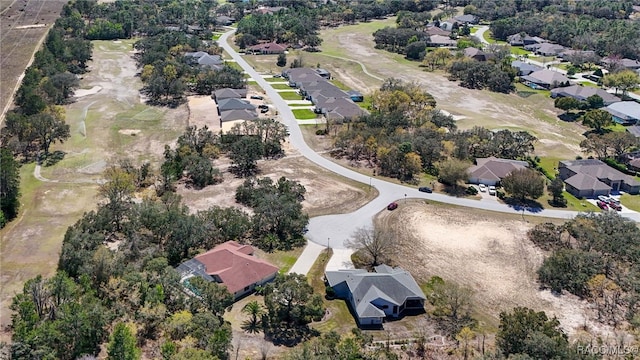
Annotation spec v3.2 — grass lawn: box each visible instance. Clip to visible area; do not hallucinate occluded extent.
[511,47,531,56]
[357,96,372,111]
[577,81,600,88]
[481,30,506,45]
[224,61,243,72]
[308,249,358,334]
[278,91,303,100]
[211,33,222,41]
[606,123,627,132]
[289,103,312,107]
[292,108,318,119]
[564,191,599,211]
[470,26,478,34]
[538,157,560,178]
[254,247,304,274]
[270,83,293,90]
[330,78,350,91]
[264,77,286,82]
[246,80,257,86]
[620,193,640,212]
[514,82,551,97]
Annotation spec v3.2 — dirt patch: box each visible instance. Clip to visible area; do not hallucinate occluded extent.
[118,129,141,135]
[75,85,103,98]
[379,200,619,340]
[187,95,220,131]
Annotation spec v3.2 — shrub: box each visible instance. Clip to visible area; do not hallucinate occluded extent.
[465,186,478,195]
[497,190,506,199]
[315,129,328,135]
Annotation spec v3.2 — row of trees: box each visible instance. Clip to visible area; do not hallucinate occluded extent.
[235,8,322,49]
[533,213,640,328]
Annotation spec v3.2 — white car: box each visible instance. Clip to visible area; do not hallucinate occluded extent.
[488,186,496,196]
[478,184,487,192]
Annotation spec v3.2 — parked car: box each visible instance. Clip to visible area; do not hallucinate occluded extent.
[607,197,620,205]
[596,201,609,210]
[258,104,269,109]
[488,186,496,196]
[273,74,282,78]
[597,195,609,203]
[418,187,432,193]
[478,184,487,192]
[609,202,622,211]
[260,108,269,113]
[250,95,264,100]
[387,202,398,210]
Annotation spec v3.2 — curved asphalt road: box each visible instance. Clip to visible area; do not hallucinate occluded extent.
[219,30,639,253]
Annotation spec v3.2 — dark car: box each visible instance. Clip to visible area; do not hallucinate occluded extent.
[387,202,398,210]
[596,201,609,210]
[250,95,264,100]
[260,108,269,113]
[418,187,432,193]
[609,202,622,211]
[258,104,269,109]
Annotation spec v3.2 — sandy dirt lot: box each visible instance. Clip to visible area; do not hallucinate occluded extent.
[0,0,68,122]
[380,200,617,340]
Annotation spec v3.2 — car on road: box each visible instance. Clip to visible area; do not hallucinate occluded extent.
[488,185,496,196]
[387,202,398,210]
[418,187,432,193]
[478,184,487,192]
[250,95,264,100]
[596,200,609,210]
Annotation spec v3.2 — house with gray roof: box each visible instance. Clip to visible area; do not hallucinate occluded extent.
[601,57,640,70]
[185,52,224,70]
[216,98,255,113]
[520,69,571,89]
[507,33,546,46]
[511,60,543,76]
[427,34,457,48]
[453,14,478,24]
[558,159,640,198]
[550,85,620,106]
[524,42,566,56]
[605,101,640,125]
[220,109,257,123]
[213,88,247,101]
[463,47,493,62]
[325,265,426,326]
[468,157,529,186]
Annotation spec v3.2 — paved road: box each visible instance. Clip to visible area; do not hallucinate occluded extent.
[220,29,640,267]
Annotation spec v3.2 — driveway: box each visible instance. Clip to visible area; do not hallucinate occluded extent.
[219,29,640,273]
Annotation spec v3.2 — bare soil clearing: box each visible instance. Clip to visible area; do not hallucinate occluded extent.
[318,20,586,159]
[381,200,617,339]
[0,0,68,122]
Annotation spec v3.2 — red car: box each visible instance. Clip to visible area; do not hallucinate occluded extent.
[387,202,398,210]
[596,201,609,210]
[609,202,622,211]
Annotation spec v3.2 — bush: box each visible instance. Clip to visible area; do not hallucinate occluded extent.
[325,285,336,299]
[315,129,328,135]
[465,186,478,195]
[497,190,506,199]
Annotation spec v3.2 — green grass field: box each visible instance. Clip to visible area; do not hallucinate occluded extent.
[620,193,640,212]
[511,46,532,56]
[292,108,318,119]
[270,83,293,90]
[576,81,600,88]
[278,91,303,100]
[265,77,286,83]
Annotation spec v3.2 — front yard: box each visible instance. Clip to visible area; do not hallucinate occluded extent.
[278,91,303,100]
[292,108,318,120]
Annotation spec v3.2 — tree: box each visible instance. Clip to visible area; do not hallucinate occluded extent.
[581,109,612,134]
[603,131,638,159]
[554,97,581,115]
[345,226,397,267]
[229,136,264,177]
[548,177,567,207]
[107,323,141,360]
[0,148,20,224]
[99,166,135,232]
[30,107,71,156]
[501,168,545,201]
[187,276,233,320]
[496,307,569,359]
[242,300,264,333]
[603,69,640,95]
[263,273,324,344]
[276,53,287,67]
[580,133,610,159]
[436,158,471,189]
[425,277,476,336]
[456,327,476,360]
[586,94,604,109]
[405,40,426,60]
[537,249,605,297]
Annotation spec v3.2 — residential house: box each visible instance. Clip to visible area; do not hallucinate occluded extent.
[467,157,529,186]
[216,98,256,113]
[220,109,258,132]
[605,101,640,125]
[425,25,451,37]
[507,33,546,46]
[346,90,364,102]
[524,42,566,56]
[453,14,478,24]
[307,87,351,104]
[185,51,224,70]
[439,21,456,32]
[316,97,364,120]
[511,60,543,76]
[427,34,457,48]
[558,49,597,61]
[176,241,279,301]
[325,265,426,326]
[213,88,247,101]
[216,15,235,26]
[463,47,493,62]
[520,69,571,89]
[628,157,640,172]
[558,159,640,198]
[314,68,331,79]
[254,6,285,15]
[550,85,620,106]
[601,57,640,70]
[247,42,287,55]
[283,68,324,87]
[300,81,346,99]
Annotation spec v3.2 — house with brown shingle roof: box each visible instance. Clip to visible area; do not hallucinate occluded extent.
[558,159,640,198]
[176,241,279,300]
[247,42,287,55]
[468,157,529,186]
